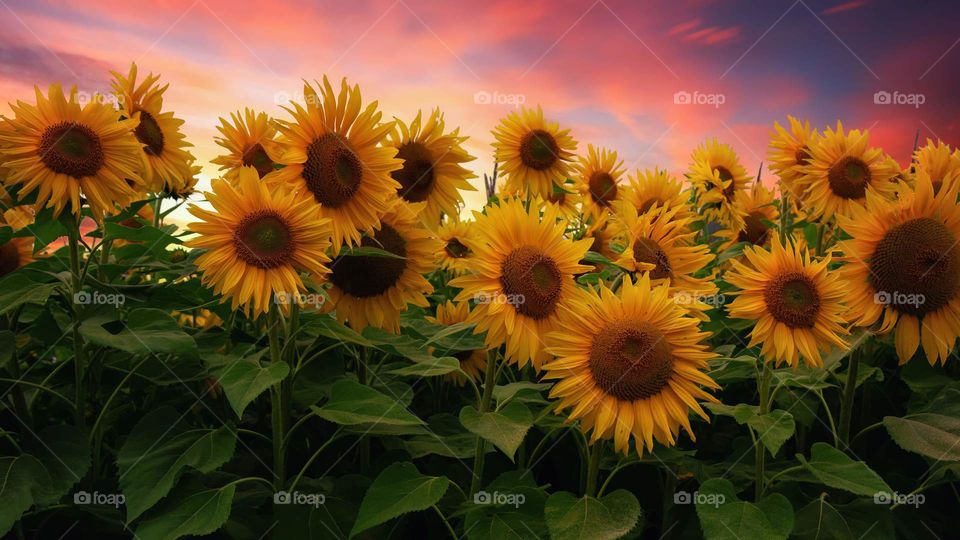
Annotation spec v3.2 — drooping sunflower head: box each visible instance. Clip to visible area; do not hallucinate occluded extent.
[575,145,626,221]
[435,218,476,275]
[716,182,779,250]
[272,77,401,250]
[622,167,691,218]
[797,121,897,221]
[688,139,751,230]
[543,274,719,455]
[839,170,960,365]
[0,84,143,219]
[212,108,283,180]
[913,139,960,194]
[767,116,817,198]
[426,301,488,386]
[327,199,438,333]
[582,214,617,265]
[539,178,582,223]
[726,237,849,367]
[492,106,577,199]
[386,108,476,227]
[187,166,332,318]
[111,63,194,194]
[450,198,592,370]
[164,155,201,200]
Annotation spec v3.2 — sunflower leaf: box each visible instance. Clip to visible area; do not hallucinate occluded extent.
[339,246,406,259]
[134,483,236,540]
[460,401,534,461]
[544,489,642,540]
[695,478,793,540]
[883,414,960,461]
[216,358,290,418]
[797,442,891,496]
[311,379,423,427]
[350,462,449,537]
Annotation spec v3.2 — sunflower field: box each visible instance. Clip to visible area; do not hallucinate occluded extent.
[0,64,959,540]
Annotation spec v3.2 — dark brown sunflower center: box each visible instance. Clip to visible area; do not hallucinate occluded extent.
[827,156,870,199]
[763,271,820,328]
[548,190,566,205]
[233,210,294,269]
[500,245,562,319]
[715,166,736,200]
[589,172,617,206]
[519,129,559,171]
[638,197,664,214]
[242,143,274,178]
[329,224,408,298]
[0,242,22,277]
[302,133,363,207]
[794,146,811,166]
[135,111,165,156]
[392,142,435,202]
[737,211,771,245]
[589,320,674,401]
[632,238,672,280]
[869,217,960,316]
[38,121,104,178]
[444,238,469,259]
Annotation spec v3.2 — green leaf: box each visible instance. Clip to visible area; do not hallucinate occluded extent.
[350,462,449,537]
[0,330,14,369]
[387,356,462,377]
[340,245,406,259]
[305,314,374,347]
[81,308,197,358]
[216,358,290,418]
[311,379,423,427]
[883,414,960,461]
[0,455,49,536]
[118,406,237,522]
[544,489,642,540]
[104,222,181,250]
[464,470,549,540]
[135,484,235,540]
[792,496,853,540]
[0,274,58,317]
[460,401,534,461]
[797,443,891,496]
[695,478,793,540]
[747,409,795,456]
[492,382,550,405]
[26,425,90,506]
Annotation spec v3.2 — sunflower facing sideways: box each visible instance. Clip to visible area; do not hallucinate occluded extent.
[913,139,960,194]
[493,106,577,199]
[386,108,476,226]
[726,237,849,367]
[767,116,816,199]
[543,275,719,455]
[575,145,626,221]
[111,63,194,194]
[187,166,332,318]
[716,182,779,250]
[0,85,143,219]
[450,198,593,370]
[838,170,960,365]
[688,139,751,230]
[327,200,437,333]
[622,167,691,218]
[212,108,283,180]
[272,77,401,249]
[542,179,582,222]
[426,301,488,386]
[435,218,475,275]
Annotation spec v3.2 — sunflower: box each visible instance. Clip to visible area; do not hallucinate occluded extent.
[271,77,401,249]
[0,236,33,277]
[493,106,577,199]
[212,108,283,180]
[541,179,582,222]
[796,122,896,221]
[111,63,194,194]
[574,145,626,220]
[165,156,201,200]
[174,309,224,330]
[386,109,475,227]
[450,198,592,370]
[622,167,691,218]
[913,139,960,194]
[716,182,779,250]
[542,274,719,454]
[838,170,960,365]
[187,166,332,317]
[688,139,751,229]
[767,116,816,199]
[582,214,618,264]
[426,301,488,386]
[726,237,848,367]
[435,218,475,275]
[0,85,143,219]
[327,200,437,333]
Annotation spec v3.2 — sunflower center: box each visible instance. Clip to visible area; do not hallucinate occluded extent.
[716,166,736,200]
[589,172,617,206]
[827,156,870,199]
[869,217,960,316]
[38,121,104,178]
[589,320,674,401]
[233,210,294,269]
[0,242,22,277]
[329,224,408,298]
[134,111,165,156]
[302,133,363,207]
[500,245,562,319]
[794,146,811,166]
[392,142,435,202]
[632,238,672,280]
[519,129,559,171]
[444,238,469,259]
[737,211,770,245]
[638,198,664,214]
[242,143,274,178]
[763,271,820,328]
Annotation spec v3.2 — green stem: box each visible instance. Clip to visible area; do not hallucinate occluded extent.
[152,197,162,228]
[268,304,286,490]
[470,349,499,495]
[68,223,87,431]
[433,505,459,540]
[584,441,602,498]
[838,347,861,446]
[98,239,112,281]
[288,428,342,494]
[357,348,370,474]
[814,223,825,257]
[779,190,789,245]
[755,361,773,501]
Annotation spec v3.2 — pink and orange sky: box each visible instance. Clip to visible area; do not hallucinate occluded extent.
[1,0,958,215]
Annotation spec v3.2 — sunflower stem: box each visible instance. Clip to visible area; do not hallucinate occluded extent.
[470,349,499,496]
[268,304,286,490]
[152,196,162,228]
[838,346,861,446]
[68,221,87,431]
[357,347,371,474]
[778,188,789,245]
[584,441,603,498]
[754,361,773,501]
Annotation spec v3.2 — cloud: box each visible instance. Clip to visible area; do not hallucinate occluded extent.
[822,1,869,16]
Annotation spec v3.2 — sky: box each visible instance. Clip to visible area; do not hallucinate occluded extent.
[1,0,958,218]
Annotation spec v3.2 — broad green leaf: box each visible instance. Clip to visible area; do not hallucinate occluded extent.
[883,414,960,461]
[362,327,453,364]
[460,401,534,461]
[793,496,853,540]
[339,245,406,259]
[305,314,374,347]
[387,356,462,377]
[0,274,58,317]
[135,484,235,540]
[26,425,90,505]
[747,409,795,456]
[0,330,14,369]
[311,379,423,427]
[81,308,197,358]
[118,406,237,522]
[492,382,551,405]
[0,455,49,536]
[216,359,289,418]
[797,443,891,496]
[464,470,549,540]
[544,489,642,540]
[709,356,757,384]
[104,222,181,249]
[350,462,449,537]
[695,478,793,540]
